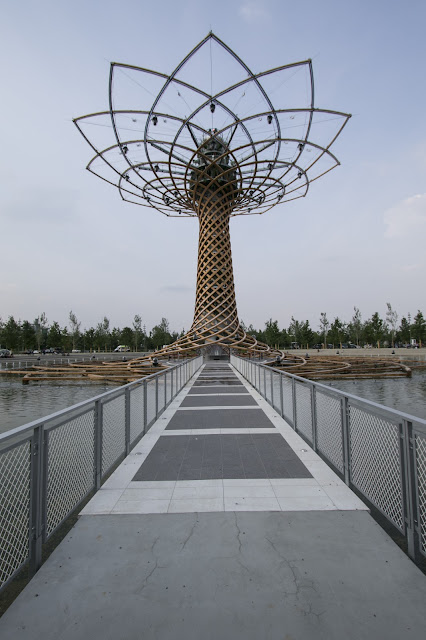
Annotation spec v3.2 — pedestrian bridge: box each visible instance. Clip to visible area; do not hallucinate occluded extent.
[1,360,426,639]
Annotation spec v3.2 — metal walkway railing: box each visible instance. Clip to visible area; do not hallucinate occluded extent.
[231,354,426,562]
[0,356,203,591]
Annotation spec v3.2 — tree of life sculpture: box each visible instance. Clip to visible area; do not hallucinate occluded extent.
[74,32,350,360]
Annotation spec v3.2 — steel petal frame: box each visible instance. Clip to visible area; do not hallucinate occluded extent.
[74,32,350,360]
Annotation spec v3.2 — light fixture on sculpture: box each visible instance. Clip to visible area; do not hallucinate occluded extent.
[74,33,350,358]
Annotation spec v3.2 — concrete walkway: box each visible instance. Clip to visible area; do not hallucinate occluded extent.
[1,362,426,639]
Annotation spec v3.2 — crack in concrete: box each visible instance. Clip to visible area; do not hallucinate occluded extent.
[180,515,198,551]
[265,537,323,619]
[234,512,243,553]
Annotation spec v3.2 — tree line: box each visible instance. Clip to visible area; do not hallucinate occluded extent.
[243,304,425,349]
[0,313,182,353]
[1,305,425,353]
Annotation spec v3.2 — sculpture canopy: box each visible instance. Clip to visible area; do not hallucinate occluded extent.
[74,32,351,361]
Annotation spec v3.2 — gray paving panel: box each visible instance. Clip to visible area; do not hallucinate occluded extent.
[188,386,249,394]
[193,380,243,386]
[3,512,426,640]
[180,395,257,407]
[197,376,239,381]
[132,433,311,481]
[166,408,275,430]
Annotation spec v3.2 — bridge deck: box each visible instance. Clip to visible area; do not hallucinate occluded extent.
[1,362,426,639]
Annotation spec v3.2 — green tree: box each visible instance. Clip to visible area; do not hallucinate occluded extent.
[412,310,426,346]
[69,310,81,350]
[386,303,398,347]
[120,326,134,348]
[95,317,111,351]
[364,312,385,347]
[349,307,362,346]
[2,316,21,351]
[21,320,36,351]
[319,312,330,347]
[83,327,96,352]
[264,319,280,347]
[151,318,172,349]
[34,312,48,350]
[48,322,62,348]
[61,327,72,352]
[397,317,410,345]
[328,317,346,348]
[132,314,143,351]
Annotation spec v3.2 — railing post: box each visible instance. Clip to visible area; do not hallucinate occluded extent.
[341,397,350,485]
[125,388,131,456]
[270,370,274,407]
[155,376,159,417]
[400,420,418,560]
[171,368,174,400]
[292,378,297,432]
[94,400,103,489]
[29,424,45,577]
[164,371,167,406]
[311,385,318,452]
[143,381,147,435]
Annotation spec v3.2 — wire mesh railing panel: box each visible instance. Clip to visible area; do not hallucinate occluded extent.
[265,370,272,404]
[415,433,426,556]
[248,362,254,385]
[272,371,282,414]
[281,376,293,424]
[157,377,165,413]
[46,410,95,538]
[146,379,157,427]
[166,371,172,405]
[349,406,404,531]
[102,397,125,476]
[130,385,145,444]
[315,391,344,473]
[295,382,313,444]
[0,441,31,590]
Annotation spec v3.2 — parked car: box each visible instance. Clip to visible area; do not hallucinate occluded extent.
[114,345,130,352]
[71,349,81,353]
[0,349,12,358]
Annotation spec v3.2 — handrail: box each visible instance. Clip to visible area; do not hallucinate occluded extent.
[0,355,203,591]
[231,353,426,563]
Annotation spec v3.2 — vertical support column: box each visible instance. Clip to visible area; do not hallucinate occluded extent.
[279,373,284,418]
[400,420,418,560]
[94,400,103,490]
[155,377,159,417]
[341,397,350,486]
[311,385,318,452]
[29,424,44,577]
[125,388,131,456]
[270,370,274,407]
[143,381,147,435]
[292,378,297,432]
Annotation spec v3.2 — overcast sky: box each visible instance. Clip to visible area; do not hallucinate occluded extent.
[1,0,425,334]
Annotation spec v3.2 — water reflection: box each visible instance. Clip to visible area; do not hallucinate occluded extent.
[325,369,426,421]
[0,375,117,434]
